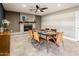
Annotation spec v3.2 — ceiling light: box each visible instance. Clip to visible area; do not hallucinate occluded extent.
[57,4,61,7]
[37,9,40,12]
[23,5,27,7]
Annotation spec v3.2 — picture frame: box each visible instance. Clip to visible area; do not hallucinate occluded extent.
[21,15,28,21]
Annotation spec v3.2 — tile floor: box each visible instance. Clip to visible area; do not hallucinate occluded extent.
[10,32,79,56]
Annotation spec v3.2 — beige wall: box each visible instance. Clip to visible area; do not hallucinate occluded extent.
[42,12,75,39]
[41,6,79,39]
[5,11,20,32]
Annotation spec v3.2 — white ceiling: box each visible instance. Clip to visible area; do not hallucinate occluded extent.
[3,3,79,16]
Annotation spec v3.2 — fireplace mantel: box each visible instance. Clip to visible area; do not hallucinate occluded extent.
[19,21,36,23]
[19,13,41,32]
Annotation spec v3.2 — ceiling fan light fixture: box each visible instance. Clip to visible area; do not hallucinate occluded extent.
[37,9,40,12]
[31,5,48,13]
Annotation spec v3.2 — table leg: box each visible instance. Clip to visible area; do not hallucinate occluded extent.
[46,36,50,53]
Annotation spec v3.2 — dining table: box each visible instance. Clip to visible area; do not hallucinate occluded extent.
[38,31,57,52]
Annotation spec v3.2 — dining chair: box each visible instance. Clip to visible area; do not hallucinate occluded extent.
[29,29,35,44]
[45,28,50,32]
[29,28,38,40]
[51,29,57,32]
[45,28,49,30]
[29,30,33,38]
[49,32,64,47]
[56,32,64,55]
[33,31,40,42]
[33,30,47,49]
[56,32,63,46]
[29,29,40,46]
[49,32,64,55]
[41,29,45,31]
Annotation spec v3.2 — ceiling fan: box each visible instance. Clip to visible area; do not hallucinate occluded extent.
[30,5,48,13]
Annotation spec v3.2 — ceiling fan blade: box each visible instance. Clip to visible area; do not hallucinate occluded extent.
[35,10,37,13]
[36,5,39,9]
[41,7,48,10]
[40,10,44,12]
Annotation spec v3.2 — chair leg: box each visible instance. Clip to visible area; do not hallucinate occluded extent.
[58,47,60,56]
[31,38,35,44]
[57,41,64,56]
[62,41,64,55]
[33,40,41,49]
[46,40,51,53]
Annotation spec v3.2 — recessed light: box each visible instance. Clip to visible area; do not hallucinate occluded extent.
[23,4,27,7]
[57,4,61,7]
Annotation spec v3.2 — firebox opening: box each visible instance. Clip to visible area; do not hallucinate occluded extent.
[24,25,32,31]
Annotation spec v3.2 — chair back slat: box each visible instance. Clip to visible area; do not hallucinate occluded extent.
[33,31,40,42]
[56,32,63,46]
[29,30,33,38]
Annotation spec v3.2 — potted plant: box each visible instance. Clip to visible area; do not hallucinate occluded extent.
[2,19,10,32]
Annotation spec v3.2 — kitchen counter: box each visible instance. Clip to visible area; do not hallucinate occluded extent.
[11,32,27,35]
[0,32,27,35]
[0,32,10,35]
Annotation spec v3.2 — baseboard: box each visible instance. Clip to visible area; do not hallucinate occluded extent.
[63,36,78,41]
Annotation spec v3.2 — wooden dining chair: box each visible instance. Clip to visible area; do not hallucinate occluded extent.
[29,29,40,46]
[45,28,49,30]
[51,29,57,32]
[33,31,40,42]
[28,30,35,44]
[56,32,64,55]
[56,32,63,46]
[29,30,33,38]
[49,32,64,47]
[29,28,38,39]
[33,31,47,48]
[50,32,64,55]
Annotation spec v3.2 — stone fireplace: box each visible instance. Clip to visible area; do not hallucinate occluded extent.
[20,22,35,32]
[24,24,32,31]
[19,13,36,32]
[19,13,41,32]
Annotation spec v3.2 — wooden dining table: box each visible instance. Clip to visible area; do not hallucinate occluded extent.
[38,31,57,52]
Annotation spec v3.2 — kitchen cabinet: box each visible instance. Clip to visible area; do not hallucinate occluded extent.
[0,32,10,56]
